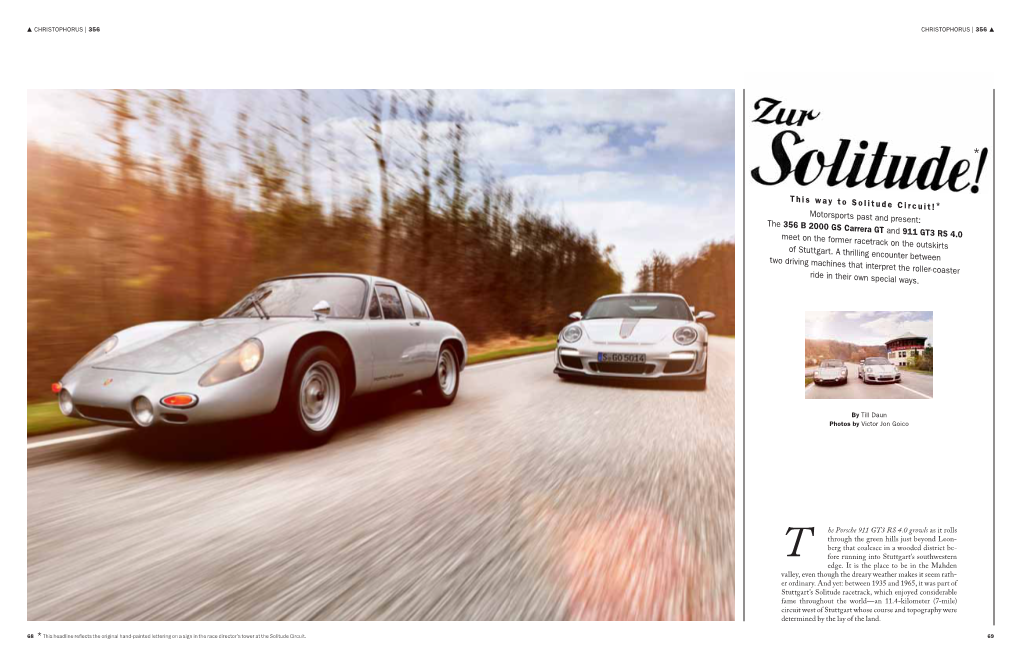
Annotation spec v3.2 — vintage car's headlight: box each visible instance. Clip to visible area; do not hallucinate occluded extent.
[132,396,154,427]
[561,325,583,343]
[673,326,698,345]
[57,389,74,416]
[199,338,263,387]
[75,335,119,368]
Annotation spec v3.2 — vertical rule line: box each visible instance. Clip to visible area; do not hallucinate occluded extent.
[741,88,746,622]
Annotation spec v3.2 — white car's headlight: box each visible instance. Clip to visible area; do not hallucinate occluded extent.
[673,326,698,345]
[199,338,264,387]
[75,335,119,368]
[866,367,874,374]
[561,325,583,343]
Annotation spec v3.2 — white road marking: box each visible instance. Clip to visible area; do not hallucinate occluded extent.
[805,383,815,391]
[28,427,131,450]
[28,352,556,450]
[895,383,932,399]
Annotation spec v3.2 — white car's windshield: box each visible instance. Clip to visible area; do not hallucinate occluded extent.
[585,295,692,321]
[864,357,891,366]
[221,276,367,319]
[821,360,843,368]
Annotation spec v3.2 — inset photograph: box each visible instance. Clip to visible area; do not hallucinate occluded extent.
[804,311,933,399]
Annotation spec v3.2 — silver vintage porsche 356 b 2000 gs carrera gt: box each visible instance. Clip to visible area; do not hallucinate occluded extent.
[52,274,467,448]
[553,293,714,389]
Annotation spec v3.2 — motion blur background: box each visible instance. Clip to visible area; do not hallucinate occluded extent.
[27,89,735,401]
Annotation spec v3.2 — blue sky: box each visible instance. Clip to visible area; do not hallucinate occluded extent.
[805,311,934,346]
[28,89,735,290]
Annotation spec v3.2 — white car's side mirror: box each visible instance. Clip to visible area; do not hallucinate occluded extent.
[695,311,715,321]
[568,311,583,321]
[311,300,331,320]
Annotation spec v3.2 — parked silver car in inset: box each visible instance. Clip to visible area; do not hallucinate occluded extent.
[52,274,467,447]
[813,359,847,385]
[554,293,712,389]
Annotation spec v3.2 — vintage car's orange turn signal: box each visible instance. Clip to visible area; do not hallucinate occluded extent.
[51,382,62,394]
[160,394,198,408]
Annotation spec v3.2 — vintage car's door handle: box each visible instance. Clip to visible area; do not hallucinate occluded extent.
[410,321,421,327]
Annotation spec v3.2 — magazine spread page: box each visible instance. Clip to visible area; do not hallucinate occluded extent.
[743,88,993,625]
[4,1,1017,655]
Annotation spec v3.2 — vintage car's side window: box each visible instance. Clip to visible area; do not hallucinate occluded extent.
[408,292,430,320]
[375,285,406,320]
[368,290,382,319]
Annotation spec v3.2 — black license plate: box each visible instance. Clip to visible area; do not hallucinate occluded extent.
[598,352,646,363]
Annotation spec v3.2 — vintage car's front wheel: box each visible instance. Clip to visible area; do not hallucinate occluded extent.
[281,345,346,448]
[422,345,460,406]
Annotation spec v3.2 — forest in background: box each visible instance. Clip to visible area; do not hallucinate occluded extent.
[28,90,734,400]
[803,339,887,365]
[634,241,735,335]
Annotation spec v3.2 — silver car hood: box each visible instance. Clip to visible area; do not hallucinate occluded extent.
[817,366,844,376]
[93,318,294,375]
[581,318,690,344]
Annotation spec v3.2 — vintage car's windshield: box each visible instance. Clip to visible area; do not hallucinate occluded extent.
[864,357,892,366]
[221,276,367,319]
[821,360,843,368]
[585,295,692,321]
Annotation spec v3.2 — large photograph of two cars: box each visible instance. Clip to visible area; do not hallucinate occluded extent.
[554,293,713,389]
[52,274,467,448]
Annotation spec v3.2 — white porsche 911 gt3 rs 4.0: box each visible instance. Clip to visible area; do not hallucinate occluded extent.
[52,274,467,448]
[860,356,901,384]
[553,293,713,389]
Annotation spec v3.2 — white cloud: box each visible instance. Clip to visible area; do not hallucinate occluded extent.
[859,316,933,343]
[444,90,735,154]
[505,171,703,200]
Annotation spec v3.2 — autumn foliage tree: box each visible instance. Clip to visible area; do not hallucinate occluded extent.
[635,240,735,335]
[27,90,624,399]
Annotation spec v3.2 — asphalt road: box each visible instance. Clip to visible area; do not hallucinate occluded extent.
[28,337,735,620]
[806,362,933,399]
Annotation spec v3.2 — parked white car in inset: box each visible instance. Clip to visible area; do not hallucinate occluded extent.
[813,359,848,385]
[860,356,901,384]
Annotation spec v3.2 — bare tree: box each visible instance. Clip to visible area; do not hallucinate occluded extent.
[359,90,399,276]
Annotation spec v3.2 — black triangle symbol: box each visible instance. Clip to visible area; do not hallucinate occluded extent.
[27,27,31,32]
[990,27,994,32]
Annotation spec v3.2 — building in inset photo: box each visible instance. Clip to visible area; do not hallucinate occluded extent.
[885,332,929,366]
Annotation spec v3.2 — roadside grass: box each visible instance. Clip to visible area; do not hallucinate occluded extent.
[467,340,557,365]
[28,401,94,437]
[805,377,814,387]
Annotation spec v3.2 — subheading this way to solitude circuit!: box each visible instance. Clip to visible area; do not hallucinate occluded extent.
[28,338,735,621]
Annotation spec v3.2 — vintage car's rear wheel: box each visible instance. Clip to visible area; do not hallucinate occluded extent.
[282,345,345,448]
[422,345,459,406]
